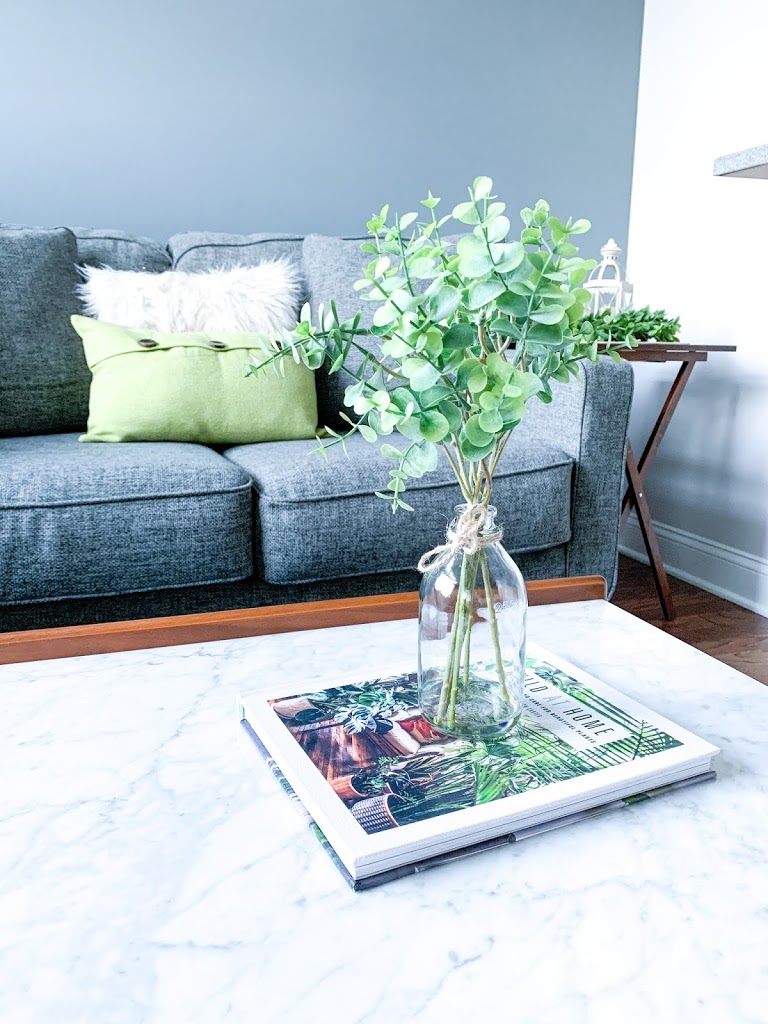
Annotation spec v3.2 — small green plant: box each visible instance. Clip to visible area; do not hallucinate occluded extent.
[249,177,636,736]
[581,305,681,345]
[250,176,634,514]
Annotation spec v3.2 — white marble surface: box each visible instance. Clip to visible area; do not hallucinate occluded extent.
[1,600,767,1024]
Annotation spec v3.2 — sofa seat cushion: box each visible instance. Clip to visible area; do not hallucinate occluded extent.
[223,433,573,585]
[0,435,253,605]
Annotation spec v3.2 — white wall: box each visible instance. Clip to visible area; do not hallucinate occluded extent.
[623,0,768,615]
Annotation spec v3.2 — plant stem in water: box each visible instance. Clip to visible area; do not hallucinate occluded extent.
[480,549,510,703]
[438,552,481,729]
[437,552,469,723]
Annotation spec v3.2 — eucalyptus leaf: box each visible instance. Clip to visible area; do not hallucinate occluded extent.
[464,414,494,447]
[417,384,454,408]
[492,241,525,273]
[484,215,510,242]
[402,357,441,392]
[458,252,493,279]
[437,400,463,433]
[479,390,502,411]
[459,434,496,462]
[554,240,578,257]
[398,415,425,440]
[478,408,504,433]
[429,285,462,322]
[496,290,529,317]
[473,175,494,199]
[443,322,477,350]
[373,302,399,328]
[527,321,564,343]
[418,409,451,442]
[452,201,481,225]
[457,233,487,257]
[408,256,436,279]
[466,279,505,310]
[530,306,566,325]
[456,358,487,394]
[402,441,439,477]
[357,423,377,442]
[489,319,519,339]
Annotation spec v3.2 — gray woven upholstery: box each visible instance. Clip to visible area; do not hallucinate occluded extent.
[0,226,90,436]
[301,234,372,425]
[0,434,252,604]
[71,227,171,272]
[223,432,573,585]
[511,356,634,594]
[0,545,571,632]
[168,232,304,272]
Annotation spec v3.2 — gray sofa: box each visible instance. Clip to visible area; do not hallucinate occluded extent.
[0,225,634,633]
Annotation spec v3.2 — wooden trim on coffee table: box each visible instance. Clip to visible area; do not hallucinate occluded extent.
[0,576,606,666]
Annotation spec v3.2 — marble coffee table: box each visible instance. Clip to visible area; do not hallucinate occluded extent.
[1,598,766,1024]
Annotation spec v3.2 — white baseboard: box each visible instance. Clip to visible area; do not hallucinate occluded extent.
[620,514,768,618]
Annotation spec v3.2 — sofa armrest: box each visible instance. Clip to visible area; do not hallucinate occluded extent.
[512,356,634,596]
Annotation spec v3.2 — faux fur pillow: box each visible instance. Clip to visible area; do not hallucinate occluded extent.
[77,259,303,334]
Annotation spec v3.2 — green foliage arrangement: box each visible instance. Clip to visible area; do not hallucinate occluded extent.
[249,178,643,738]
[580,305,681,345]
[250,176,635,512]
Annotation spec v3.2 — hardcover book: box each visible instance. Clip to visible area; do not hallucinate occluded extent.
[239,642,718,888]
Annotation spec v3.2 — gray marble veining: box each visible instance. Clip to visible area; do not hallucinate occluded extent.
[1,600,767,1023]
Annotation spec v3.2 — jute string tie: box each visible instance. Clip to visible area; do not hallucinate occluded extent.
[417,503,502,574]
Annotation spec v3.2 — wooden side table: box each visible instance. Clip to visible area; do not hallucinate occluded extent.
[617,343,736,620]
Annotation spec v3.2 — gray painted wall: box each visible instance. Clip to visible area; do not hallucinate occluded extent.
[2,0,643,260]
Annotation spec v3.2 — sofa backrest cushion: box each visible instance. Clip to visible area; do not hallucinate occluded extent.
[71,227,171,273]
[168,232,304,273]
[301,234,371,427]
[0,226,90,437]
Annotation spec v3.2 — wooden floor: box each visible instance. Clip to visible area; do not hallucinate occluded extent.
[611,555,768,685]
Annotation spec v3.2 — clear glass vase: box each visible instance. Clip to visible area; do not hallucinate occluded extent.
[418,504,527,741]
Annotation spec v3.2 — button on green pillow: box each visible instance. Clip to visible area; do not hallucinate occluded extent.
[72,315,318,444]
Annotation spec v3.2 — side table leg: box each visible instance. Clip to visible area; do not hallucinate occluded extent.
[624,443,676,620]
[621,359,696,526]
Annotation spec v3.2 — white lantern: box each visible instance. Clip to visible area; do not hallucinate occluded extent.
[583,238,634,315]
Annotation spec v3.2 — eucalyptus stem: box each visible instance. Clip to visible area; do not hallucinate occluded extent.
[449,554,477,729]
[436,552,469,724]
[480,549,510,703]
[435,550,484,731]
[460,590,473,692]
[441,442,472,501]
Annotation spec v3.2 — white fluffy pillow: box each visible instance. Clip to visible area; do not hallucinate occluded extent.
[77,259,303,334]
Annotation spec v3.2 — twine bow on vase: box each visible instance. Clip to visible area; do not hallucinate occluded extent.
[417,503,503,575]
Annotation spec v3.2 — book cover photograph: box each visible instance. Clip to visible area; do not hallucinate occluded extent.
[266,654,684,835]
[239,642,718,884]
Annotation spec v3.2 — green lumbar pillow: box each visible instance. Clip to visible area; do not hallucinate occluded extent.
[72,315,318,444]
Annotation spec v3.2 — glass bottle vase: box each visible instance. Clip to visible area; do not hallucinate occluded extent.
[417,505,527,741]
